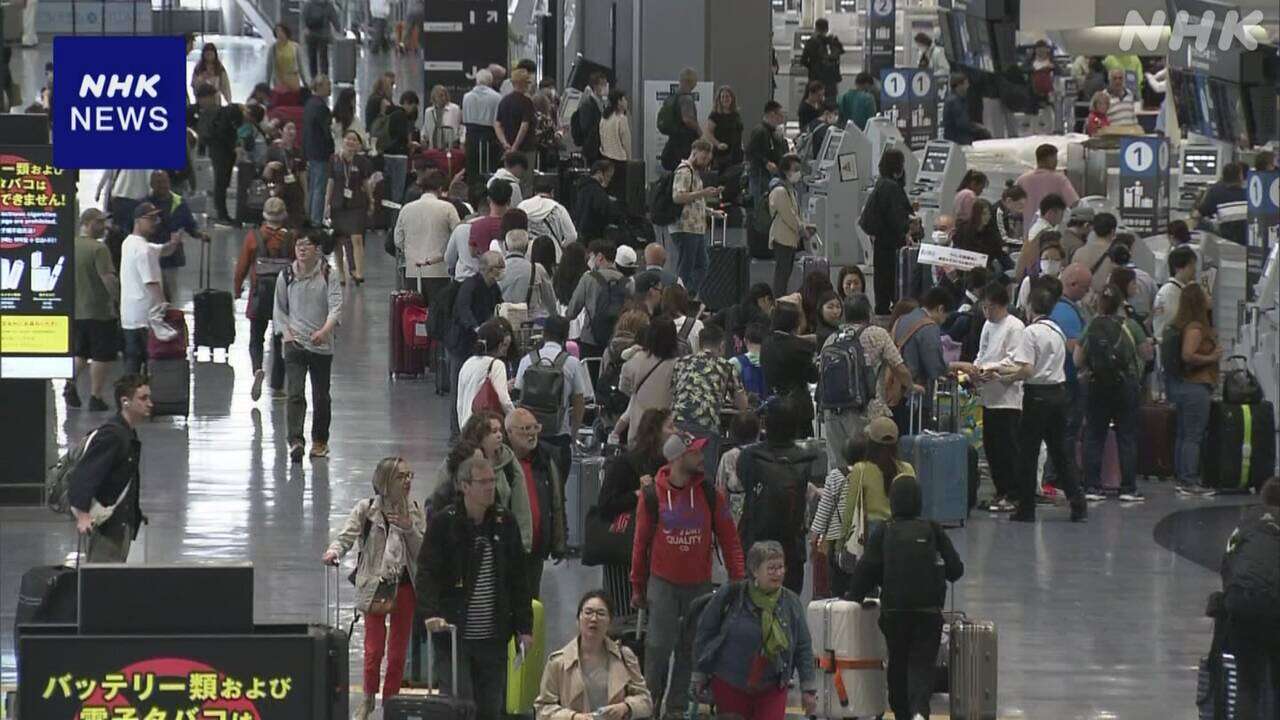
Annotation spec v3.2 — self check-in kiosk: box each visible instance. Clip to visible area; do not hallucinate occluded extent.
[909,139,967,233]
[1176,143,1230,213]
[806,121,872,265]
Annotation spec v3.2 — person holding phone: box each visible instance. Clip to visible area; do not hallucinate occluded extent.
[669,139,721,298]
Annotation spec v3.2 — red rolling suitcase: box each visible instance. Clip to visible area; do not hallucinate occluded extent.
[390,280,427,378]
[147,308,189,360]
[1137,402,1176,479]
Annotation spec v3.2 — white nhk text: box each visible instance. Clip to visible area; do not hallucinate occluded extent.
[70,74,170,132]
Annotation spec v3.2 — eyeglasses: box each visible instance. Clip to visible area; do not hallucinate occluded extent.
[581,608,609,619]
[511,424,541,433]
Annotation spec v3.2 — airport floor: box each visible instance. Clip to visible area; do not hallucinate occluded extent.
[1,39,1268,720]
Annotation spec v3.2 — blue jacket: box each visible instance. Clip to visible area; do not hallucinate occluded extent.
[942,93,975,146]
[692,581,816,693]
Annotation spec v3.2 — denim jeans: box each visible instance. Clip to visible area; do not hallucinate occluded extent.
[1166,376,1212,486]
[644,576,712,719]
[1084,380,1140,493]
[283,341,334,443]
[307,159,330,226]
[122,328,148,375]
[248,316,286,391]
[671,231,708,299]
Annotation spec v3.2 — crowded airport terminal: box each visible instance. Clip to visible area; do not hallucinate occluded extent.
[0,0,1278,717]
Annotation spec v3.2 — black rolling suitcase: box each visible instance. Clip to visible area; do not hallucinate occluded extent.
[313,565,350,720]
[193,242,236,353]
[149,358,191,416]
[386,624,478,720]
[700,210,748,312]
[1204,401,1277,493]
[14,565,78,651]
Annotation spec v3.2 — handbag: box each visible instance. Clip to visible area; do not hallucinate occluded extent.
[471,359,506,415]
[1222,355,1262,405]
[582,507,634,567]
[837,467,867,574]
[367,578,398,615]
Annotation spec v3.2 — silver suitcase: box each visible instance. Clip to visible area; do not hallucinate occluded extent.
[949,613,998,720]
[565,454,605,550]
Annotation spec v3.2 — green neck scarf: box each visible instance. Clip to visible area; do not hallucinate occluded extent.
[747,583,789,660]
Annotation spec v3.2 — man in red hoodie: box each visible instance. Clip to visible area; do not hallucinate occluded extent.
[631,431,745,720]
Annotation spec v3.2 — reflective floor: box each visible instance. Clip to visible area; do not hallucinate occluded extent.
[1,39,1267,720]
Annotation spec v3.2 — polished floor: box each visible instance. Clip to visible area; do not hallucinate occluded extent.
[1,39,1268,720]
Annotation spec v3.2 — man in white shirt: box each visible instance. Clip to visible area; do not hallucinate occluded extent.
[394,169,460,300]
[514,315,593,478]
[953,282,1025,512]
[1152,245,1198,343]
[119,203,179,374]
[462,69,502,179]
[1103,69,1138,127]
[1000,282,1088,523]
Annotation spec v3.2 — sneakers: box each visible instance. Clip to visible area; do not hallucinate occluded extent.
[1118,492,1146,503]
[1176,484,1217,497]
[88,396,110,412]
[63,383,82,408]
[289,441,304,463]
[988,498,1016,513]
[251,369,265,401]
[1084,490,1107,502]
[309,441,330,459]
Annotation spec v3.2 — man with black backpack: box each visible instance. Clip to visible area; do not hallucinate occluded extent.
[736,397,821,592]
[514,315,592,479]
[301,0,340,78]
[820,294,913,470]
[1074,284,1152,502]
[1218,477,1280,718]
[631,431,745,719]
[233,197,295,401]
[657,68,702,172]
[566,239,629,362]
[848,475,965,720]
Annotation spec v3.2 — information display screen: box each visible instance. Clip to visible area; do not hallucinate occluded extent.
[921,142,950,174]
[1182,148,1219,179]
[820,130,845,164]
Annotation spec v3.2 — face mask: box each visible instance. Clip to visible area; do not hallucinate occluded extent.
[1041,259,1062,276]
[787,171,802,183]
[931,230,950,245]
[587,256,598,271]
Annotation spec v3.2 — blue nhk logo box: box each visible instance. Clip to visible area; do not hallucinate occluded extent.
[52,36,187,170]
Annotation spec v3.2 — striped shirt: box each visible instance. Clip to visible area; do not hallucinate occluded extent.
[464,535,498,640]
[1105,90,1138,127]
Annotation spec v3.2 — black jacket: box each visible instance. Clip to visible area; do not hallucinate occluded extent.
[746,122,786,178]
[189,103,242,156]
[598,449,664,522]
[415,501,533,641]
[447,274,503,354]
[849,476,964,611]
[67,415,145,537]
[736,441,821,554]
[523,442,567,560]
[760,330,818,422]
[1221,507,1280,628]
[380,105,413,156]
[573,175,624,241]
[865,176,913,249]
[303,95,335,162]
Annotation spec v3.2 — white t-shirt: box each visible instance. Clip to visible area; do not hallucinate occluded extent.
[1151,278,1184,343]
[456,355,515,429]
[974,312,1027,410]
[1020,319,1067,385]
[119,234,162,330]
[514,341,594,436]
[673,315,704,355]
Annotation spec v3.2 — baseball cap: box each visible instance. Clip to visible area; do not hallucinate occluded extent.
[263,197,288,224]
[132,202,161,221]
[663,432,709,462]
[634,270,662,296]
[866,416,899,445]
[615,245,637,269]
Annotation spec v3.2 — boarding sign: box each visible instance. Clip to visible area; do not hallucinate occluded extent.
[51,36,187,170]
[1246,170,1278,301]
[1118,136,1169,236]
[422,0,508,103]
[880,68,938,150]
[917,243,988,270]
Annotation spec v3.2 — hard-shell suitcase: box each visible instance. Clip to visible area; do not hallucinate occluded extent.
[1137,401,1176,479]
[1076,424,1121,492]
[314,565,350,720]
[390,279,428,377]
[147,307,189,360]
[949,613,998,720]
[332,36,359,86]
[148,358,191,416]
[566,453,606,550]
[13,565,78,653]
[1204,401,1277,493]
[386,624,478,720]
[898,395,968,526]
[897,245,920,303]
[505,599,546,714]
[796,253,831,286]
[807,598,887,717]
[193,242,237,352]
[701,211,748,313]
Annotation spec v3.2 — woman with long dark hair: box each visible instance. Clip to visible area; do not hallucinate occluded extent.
[953,169,988,224]
[953,199,1009,275]
[616,317,679,446]
[600,88,633,198]
[531,235,559,285]
[554,242,589,307]
[704,85,745,170]
[760,303,819,438]
[191,43,233,104]
[323,456,425,719]
[331,87,366,149]
[266,23,308,91]
[1162,283,1221,495]
[863,148,913,314]
[597,408,676,614]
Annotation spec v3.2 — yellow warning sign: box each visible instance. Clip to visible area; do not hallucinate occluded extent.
[1,314,69,353]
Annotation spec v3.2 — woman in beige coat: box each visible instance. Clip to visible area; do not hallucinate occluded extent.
[768,153,809,297]
[322,456,426,719]
[536,591,653,720]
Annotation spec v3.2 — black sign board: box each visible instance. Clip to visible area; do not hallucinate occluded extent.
[1118,136,1170,236]
[1246,170,1278,301]
[921,141,951,174]
[865,0,896,80]
[880,68,939,149]
[422,0,509,103]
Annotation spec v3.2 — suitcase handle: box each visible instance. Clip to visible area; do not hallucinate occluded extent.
[323,563,342,630]
[932,377,962,434]
[426,622,461,695]
[908,392,924,436]
[706,209,727,247]
[200,238,212,291]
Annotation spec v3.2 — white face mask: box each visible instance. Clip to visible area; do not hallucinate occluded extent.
[1041,259,1062,276]
[931,230,951,245]
[787,171,802,183]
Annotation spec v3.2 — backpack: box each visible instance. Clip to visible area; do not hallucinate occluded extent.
[45,428,105,515]
[734,354,767,400]
[818,326,876,413]
[1084,316,1135,389]
[1222,512,1280,625]
[251,230,294,319]
[882,515,948,610]
[647,171,680,226]
[740,445,814,548]
[303,0,328,30]
[857,182,882,237]
[520,350,569,437]
[595,346,629,417]
[675,317,697,357]
[587,271,628,343]
[657,93,683,136]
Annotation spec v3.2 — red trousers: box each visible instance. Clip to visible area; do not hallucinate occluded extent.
[709,677,788,720]
[363,581,416,697]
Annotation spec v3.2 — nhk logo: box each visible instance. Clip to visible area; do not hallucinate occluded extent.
[52,36,187,170]
[1118,9,1263,53]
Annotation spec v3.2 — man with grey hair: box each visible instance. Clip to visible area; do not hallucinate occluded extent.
[447,251,506,437]
[463,69,502,179]
[416,448,533,720]
[660,67,703,171]
[504,408,567,596]
[498,229,556,318]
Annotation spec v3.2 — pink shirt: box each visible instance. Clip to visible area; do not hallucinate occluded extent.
[954,189,978,222]
[1015,168,1080,229]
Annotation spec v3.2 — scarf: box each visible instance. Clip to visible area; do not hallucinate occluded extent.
[748,584,789,660]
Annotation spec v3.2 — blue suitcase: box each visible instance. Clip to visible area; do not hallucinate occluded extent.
[898,395,968,526]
